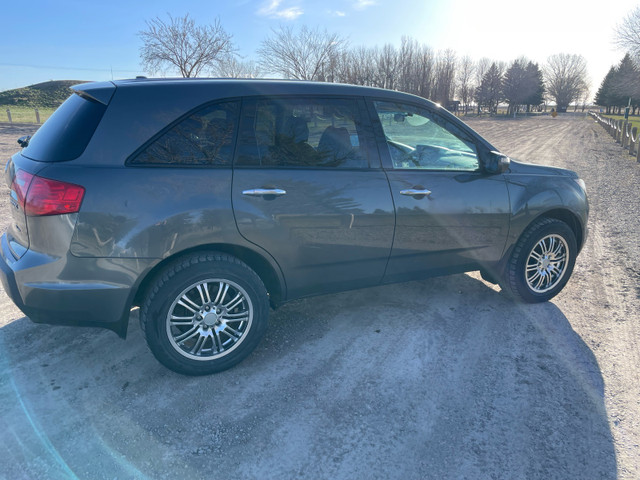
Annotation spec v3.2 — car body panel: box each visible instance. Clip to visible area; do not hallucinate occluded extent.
[232,168,395,299]
[382,170,511,282]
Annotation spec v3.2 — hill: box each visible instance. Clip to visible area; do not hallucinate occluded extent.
[0,80,87,108]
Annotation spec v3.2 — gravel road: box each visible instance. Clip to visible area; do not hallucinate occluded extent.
[0,114,638,479]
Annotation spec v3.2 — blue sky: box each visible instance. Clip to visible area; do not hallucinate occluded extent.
[0,0,637,95]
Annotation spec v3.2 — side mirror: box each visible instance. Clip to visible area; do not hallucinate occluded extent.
[485,150,510,174]
[17,135,31,148]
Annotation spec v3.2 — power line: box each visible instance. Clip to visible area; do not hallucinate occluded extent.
[0,63,140,74]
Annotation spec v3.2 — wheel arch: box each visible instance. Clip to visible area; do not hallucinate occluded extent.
[534,208,585,253]
[494,207,585,280]
[132,243,285,315]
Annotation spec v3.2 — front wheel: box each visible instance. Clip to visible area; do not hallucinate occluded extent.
[501,218,577,303]
[141,253,269,375]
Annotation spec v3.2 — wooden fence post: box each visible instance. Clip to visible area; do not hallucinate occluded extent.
[6,108,11,123]
[630,127,637,156]
[35,108,40,124]
[618,120,623,143]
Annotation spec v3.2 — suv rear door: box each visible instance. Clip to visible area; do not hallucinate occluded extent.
[232,96,395,299]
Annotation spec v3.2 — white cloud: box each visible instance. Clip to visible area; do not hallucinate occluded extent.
[329,10,347,17]
[257,0,304,20]
[353,0,376,10]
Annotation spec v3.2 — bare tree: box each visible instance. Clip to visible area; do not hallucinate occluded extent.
[139,14,235,77]
[215,58,262,78]
[377,44,399,90]
[457,56,475,113]
[615,6,640,59]
[413,44,435,99]
[257,25,347,80]
[433,49,457,105]
[545,53,588,112]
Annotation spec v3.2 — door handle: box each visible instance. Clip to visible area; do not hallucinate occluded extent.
[400,188,432,197]
[242,188,287,197]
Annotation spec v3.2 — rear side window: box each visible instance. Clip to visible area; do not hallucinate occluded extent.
[21,93,107,162]
[235,97,370,168]
[130,101,240,166]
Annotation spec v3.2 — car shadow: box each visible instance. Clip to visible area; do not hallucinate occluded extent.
[0,273,616,479]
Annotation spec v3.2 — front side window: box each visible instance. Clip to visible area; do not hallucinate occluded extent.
[235,97,370,168]
[374,101,480,171]
[131,101,239,166]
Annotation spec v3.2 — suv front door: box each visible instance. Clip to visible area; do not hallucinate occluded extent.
[232,96,395,299]
[369,99,510,283]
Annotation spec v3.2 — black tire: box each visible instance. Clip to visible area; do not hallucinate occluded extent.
[501,218,577,303]
[141,252,269,375]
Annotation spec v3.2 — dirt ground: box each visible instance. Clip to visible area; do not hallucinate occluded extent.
[0,114,638,479]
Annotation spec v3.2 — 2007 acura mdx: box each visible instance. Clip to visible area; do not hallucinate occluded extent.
[0,78,588,375]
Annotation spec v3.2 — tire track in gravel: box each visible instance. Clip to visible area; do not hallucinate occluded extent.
[469,113,640,479]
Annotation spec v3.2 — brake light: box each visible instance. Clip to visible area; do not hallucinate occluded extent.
[11,170,34,207]
[11,170,85,216]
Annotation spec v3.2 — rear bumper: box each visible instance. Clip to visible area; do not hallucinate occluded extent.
[0,233,152,337]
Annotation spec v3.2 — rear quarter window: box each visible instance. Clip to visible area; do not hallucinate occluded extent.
[129,101,240,167]
[21,93,107,162]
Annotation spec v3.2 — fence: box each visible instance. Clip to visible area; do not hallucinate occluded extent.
[3,107,46,124]
[591,112,640,162]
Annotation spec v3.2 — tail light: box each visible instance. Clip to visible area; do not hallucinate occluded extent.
[11,170,85,216]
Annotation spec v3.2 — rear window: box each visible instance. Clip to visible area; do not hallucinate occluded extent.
[21,93,107,162]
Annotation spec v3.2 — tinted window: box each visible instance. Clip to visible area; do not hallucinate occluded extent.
[131,101,239,166]
[236,97,369,168]
[21,93,107,162]
[374,101,480,171]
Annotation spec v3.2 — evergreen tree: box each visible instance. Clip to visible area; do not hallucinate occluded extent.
[503,59,528,115]
[595,67,616,114]
[524,62,545,111]
[475,63,503,114]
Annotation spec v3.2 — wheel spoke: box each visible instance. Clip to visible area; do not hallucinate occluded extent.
[545,237,555,255]
[170,315,195,325]
[202,282,212,303]
[180,294,201,311]
[175,326,199,344]
[224,292,244,311]
[212,330,222,353]
[549,264,562,276]
[190,334,207,355]
[551,242,564,257]
[177,300,197,314]
[224,312,249,321]
[214,283,229,305]
[196,284,207,305]
[529,250,543,262]
[223,325,242,339]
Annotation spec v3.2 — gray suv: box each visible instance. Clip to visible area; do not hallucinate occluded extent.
[0,79,588,375]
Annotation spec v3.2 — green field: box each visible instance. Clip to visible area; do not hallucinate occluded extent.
[602,114,640,133]
[0,105,55,124]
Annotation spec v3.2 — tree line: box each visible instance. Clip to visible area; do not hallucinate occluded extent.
[139,14,589,114]
[595,6,640,115]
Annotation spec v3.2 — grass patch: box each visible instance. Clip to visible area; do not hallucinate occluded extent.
[602,114,640,132]
[0,105,55,124]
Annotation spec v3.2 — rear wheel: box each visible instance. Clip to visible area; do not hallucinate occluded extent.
[501,218,577,303]
[141,253,269,375]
